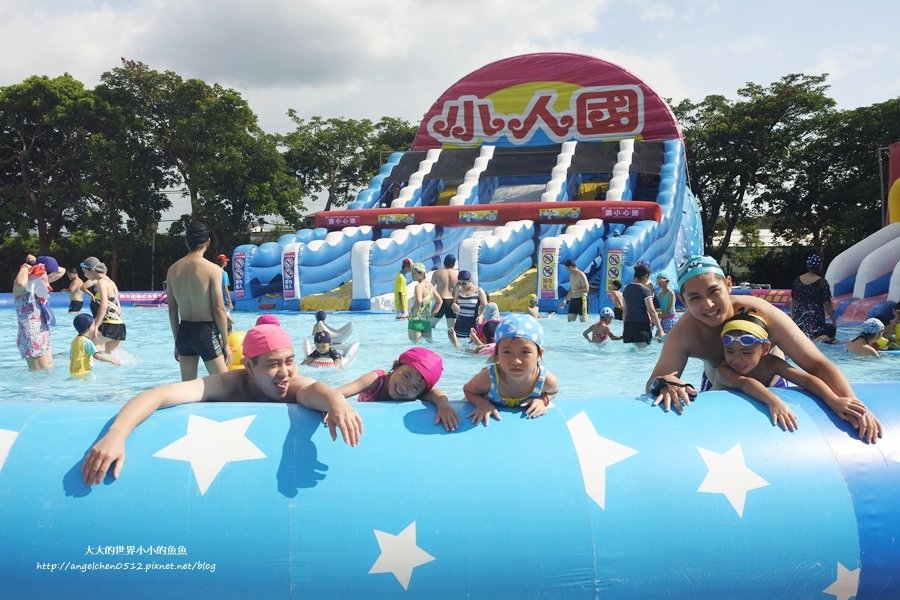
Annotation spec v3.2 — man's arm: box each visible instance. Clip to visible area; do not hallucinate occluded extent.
[646,325,694,413]
[295,379,363,446]
[208,272,232,366]
[81,378,209,484]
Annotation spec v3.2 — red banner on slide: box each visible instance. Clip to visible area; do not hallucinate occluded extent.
[316,201,661,230]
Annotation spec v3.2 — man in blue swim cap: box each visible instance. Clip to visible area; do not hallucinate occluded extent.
[646,255,882,445]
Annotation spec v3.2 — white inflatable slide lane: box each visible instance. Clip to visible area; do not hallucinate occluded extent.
[853,235,900,299]
[450,145,495,205]
[541,140,578,202]
[605,138,635,201]
[826,222,900,296]
[392,148,441,208]
[889,261,900,302]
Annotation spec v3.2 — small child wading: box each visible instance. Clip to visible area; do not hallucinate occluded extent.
[70,313,121,376]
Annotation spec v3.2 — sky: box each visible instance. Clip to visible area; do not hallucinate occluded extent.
[3,0,899,217]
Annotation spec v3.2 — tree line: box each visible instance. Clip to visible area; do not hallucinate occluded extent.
[2,60,899,291]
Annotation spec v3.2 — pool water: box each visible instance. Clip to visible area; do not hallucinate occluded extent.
[0,308,894,405]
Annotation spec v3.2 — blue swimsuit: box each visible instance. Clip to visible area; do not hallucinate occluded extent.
[485,362,548,407]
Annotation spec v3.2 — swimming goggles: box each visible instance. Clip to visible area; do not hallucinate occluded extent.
[721,334,768,346]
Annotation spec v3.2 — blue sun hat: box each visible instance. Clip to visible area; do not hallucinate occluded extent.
[677,255,725,288]
[861,317,885,336]
[600,307,614,319]
[494,313,544,348]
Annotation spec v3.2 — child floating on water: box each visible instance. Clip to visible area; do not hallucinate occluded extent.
[714,309,867,431]
[582,307,622,344]
[302,331,343,367]
[463,314,559,425]
[337,346,458,431]
[70,313,121,376]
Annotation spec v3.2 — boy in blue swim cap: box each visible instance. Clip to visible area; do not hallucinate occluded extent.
[70,313,121,376]
[646,255,881,444]
[463,314,559,425]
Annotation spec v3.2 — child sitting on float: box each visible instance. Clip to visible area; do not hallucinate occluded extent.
[337,347,458,431]
[463,314,559,425]
[582,307,622,344]
[302,331,343,367]
[713,309,867,432]
[845,317,891,357]
[464,302,501,354]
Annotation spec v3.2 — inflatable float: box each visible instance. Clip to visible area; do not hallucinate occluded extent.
[317,321,353,344]
[2,384,898,598]
[302,340,360,367]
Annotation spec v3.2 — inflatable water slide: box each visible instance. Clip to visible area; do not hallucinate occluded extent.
[232,53,703,314]
[827,141,900,322]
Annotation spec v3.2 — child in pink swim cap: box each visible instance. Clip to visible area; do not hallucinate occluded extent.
[337,346,459,431]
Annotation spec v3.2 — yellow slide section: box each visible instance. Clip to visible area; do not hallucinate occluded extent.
[488,268,538,312]
[301,281,352,311]
[889,178,900,225]
[435,186,457,206]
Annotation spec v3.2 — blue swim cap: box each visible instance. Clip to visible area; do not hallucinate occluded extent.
[806,254,822,269]
[73,313,93,334]
[677,255,725,288]
[600,307,614,319]
[861,317,884,336]
[494,314,544,348]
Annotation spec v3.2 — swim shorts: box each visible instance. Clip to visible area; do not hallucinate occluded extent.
[622,321,651,344]
[613,307,623,321]
[433,300,457,321]
[98,322,127,341]
[568,297,588,318]
[68,300,84,313]
[408,319,432,333]
[175,321,223,361]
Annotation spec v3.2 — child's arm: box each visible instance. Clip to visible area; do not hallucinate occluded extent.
[336,371,380,399]
[769,358,867,425]
[607,326,623,341]
[463,369,501,426]
[716,364,798,431]
[523,371,559,419]
[582,325,595,342]
[93,350,121,367]
[420,387,459,432]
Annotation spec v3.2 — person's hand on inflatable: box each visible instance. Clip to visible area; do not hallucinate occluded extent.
[522,397,548,419]
[432,396,459,432]
[81,434,126,485]
[767,399,798,432]
[855,410,882,445]
[649,374,696,414]
[826,396,867,424]
[467,402,500,427]
[323,402,363,447]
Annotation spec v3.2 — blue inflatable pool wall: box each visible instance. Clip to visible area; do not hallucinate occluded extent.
[2,384,898,598]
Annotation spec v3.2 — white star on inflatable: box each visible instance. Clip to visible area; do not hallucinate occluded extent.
[153,415,265,495]
[0,428,19,472]
[369,521,435,590]
[566,411,638,510]
[697,443,769,517]
[823,562,860,600]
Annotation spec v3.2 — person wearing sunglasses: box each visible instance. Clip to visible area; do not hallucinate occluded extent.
[646,255,882,445]
[714,309,867,433]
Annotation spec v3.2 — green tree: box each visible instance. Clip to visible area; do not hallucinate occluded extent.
[79,78,173,279]
[674,74,835,260]
[101,59,301,252]
[0,74,95,253]
[282,115,416,212]
[766,98,900,257]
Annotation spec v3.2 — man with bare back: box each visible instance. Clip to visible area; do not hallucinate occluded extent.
[166,221,232,381]
[430,254,459,332]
